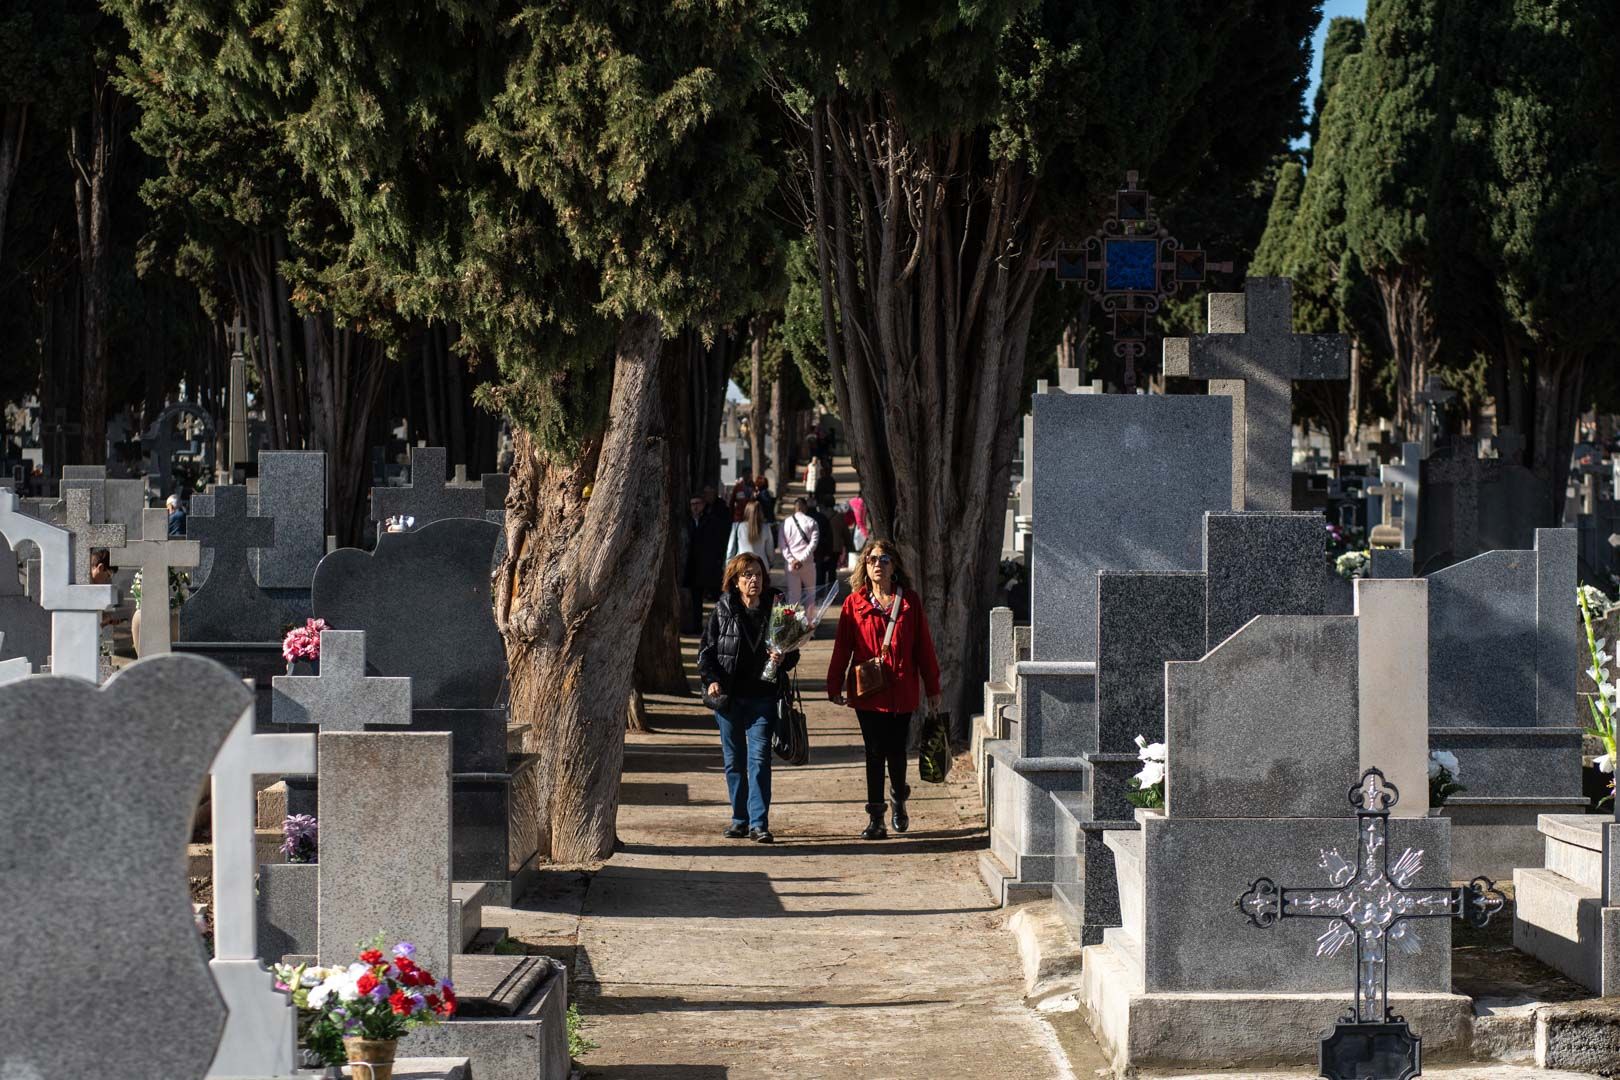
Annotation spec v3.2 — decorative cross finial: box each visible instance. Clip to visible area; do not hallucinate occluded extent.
[1237,767,1505,1074]
[271,629,411,730]
[368,446,484,531]
[226,314,249,357]
[62,489,126,586]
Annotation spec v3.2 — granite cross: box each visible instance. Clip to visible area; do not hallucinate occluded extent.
[1238,769,1504,1028]
[1366,483,1403,548]
[63,488,126,585]
[208,706,314,1078]
[271,629,411,730]
[369,445,485,531]
[110,508,200,656]
[1378,443,1423,551]
[1415,376,1457,456]
[187,484,273,585]
[0,490,113,681]
[1368,429,1401,466]
[1163,278,1350,510]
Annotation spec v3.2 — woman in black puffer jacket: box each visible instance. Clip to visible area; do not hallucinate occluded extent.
[697,552,797,843]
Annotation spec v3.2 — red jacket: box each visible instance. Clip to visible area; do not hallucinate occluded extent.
[827,586,941,713]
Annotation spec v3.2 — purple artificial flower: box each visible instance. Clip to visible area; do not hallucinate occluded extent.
[280,814,319,863]
[439,978,454,994]
[370,984,389,1003]
[392,942,416,959]
[410,993,427,1014]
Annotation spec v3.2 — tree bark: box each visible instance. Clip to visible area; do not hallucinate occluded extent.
[803,98,1042,720]
[749,316,766,478]
[0,103,25,270]
[1346,337,1362,453]
[497,312,671,864]
[71,77,124,465]
[769,355,787,488]
[635,334,691,696]
[1528,348,1586,524]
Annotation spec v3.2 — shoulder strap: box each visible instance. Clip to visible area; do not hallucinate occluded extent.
[879,588,902,653]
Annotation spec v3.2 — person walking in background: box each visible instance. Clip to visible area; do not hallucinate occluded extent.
[826,539,941,840]
[698,553,794,843]
[779,496,819,606]
[728,475,755,522]
[680,495,711,634]
[727,499,776,568]
[804,455,823,501]
[808,500,837,591]
[165,493,187,537]
[848,494,868,554]
[753,475,776,522]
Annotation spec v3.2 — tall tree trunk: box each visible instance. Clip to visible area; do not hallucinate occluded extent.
[636,335,691,696]
[1346,337,1362,452]
[749,316,766,478]
[71,77,123,465]
[0,102,25,269]
[1372,268,1439,442]
[769,357,787,488]
[1529,348,1586,524]
[497,313,671,864]
[805,98,1042,721]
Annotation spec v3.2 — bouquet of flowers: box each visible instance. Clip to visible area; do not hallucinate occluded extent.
[761,581,841,682]
[282,618,329,665]
[1126,734,1166,809]
[273,939,455,1067]
[281,814,318,863]
[1334,549,1371,580]
[1428,750,1465,808]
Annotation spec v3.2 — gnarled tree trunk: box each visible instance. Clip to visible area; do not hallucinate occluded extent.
[1528,348,1586,524]
[497,313,671,864]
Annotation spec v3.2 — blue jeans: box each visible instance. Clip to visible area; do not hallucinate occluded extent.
[715,696,775,830]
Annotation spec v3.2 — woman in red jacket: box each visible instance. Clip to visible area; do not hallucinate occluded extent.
[827,539,942,839]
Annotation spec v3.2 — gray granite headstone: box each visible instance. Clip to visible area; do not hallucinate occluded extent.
[252,451,328,589]
[1165,615,1360,819]
[63,488,126,585]
[1203,511,1325,648]
[317,731,455,976]
[1030,393,1232,661]
[1368,548,1414,578]
[1096,572,1206,758]
[180,485,307,642]
[370,446,485,530]
[0,653,250,1079]
[0,533,50,672]
[59,464,108,526]
[272,629,412,730]
[313,517,505,709]
[1163,278,1350,511]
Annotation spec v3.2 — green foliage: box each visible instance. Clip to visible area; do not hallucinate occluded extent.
[777,236,835,411]
[567,1004,597,1060]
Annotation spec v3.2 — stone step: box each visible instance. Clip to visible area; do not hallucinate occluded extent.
[1538,814,1607,892]
[1512,867,1605,993]
[451,881,490,951]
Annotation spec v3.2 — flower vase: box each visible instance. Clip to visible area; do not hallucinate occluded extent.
[287,658,318,677]
[342,1037,398,1080]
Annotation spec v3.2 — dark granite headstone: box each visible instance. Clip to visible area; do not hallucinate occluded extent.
[0,654,249,1079]
[313,517,504,709]
[251,451,327,589]
[370,446,485,531]
[1203,511,1325,649]
[180,485,308,642]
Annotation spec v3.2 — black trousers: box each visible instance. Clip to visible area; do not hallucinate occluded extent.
[856,709,912,808]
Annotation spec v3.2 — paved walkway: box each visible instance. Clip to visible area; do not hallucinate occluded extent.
[564,596,1075,1079]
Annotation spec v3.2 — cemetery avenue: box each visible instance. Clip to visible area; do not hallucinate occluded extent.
[4,2,1620,1079]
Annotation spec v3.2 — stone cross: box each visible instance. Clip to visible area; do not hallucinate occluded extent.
[1368,429,1400,466]
[1238,768,1504,1025]
[1366,483,1402,548]
[1378,442,1422,551]
[1163,278,1349,510]
[1415,375,1457,456]
[207,706,314,1078]
[63,488,126,585]
[0,490,113,681]
[187,485,273,586]
[370,446,484,531]
[110,508,200,656]
[271,629,411,730]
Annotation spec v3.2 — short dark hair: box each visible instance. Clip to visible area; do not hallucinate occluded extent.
[794,496,809,511]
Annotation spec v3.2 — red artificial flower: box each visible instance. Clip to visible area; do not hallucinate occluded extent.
[388,990,410,1015]
[394,955,418,974]
[356,973,379,996]
[359,949,385,965]
[440,986,457,1016]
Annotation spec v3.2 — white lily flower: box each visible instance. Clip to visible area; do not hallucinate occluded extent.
[1597,753,1615,775]
[1134,760,1166,788]
[1428,750,1460,778]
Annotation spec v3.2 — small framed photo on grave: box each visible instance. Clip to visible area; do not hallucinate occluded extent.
[1054,248,1086,282]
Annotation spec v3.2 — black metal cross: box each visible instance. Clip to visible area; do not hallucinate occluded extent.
[1237,768,1504,1078]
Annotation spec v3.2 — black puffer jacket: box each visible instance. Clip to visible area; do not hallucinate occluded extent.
[698,588,799,696]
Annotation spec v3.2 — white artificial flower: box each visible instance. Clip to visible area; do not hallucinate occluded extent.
[1597,753,1615,775]
[1428,750,1460,778]
[307,983,334,1009]
[1134,760,1166,789]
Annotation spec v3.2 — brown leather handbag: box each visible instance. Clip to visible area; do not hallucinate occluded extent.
[851,589,901,699]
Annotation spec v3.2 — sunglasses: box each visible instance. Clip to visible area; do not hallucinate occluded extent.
[867,555,892,566]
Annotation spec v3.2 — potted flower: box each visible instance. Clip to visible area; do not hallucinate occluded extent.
[1125,735,1166,812]
[282,617,328,675]
[1428,750,1465,811]
[274,939,455,1079]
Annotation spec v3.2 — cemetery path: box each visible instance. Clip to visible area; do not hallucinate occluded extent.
[555,597,1078,1079]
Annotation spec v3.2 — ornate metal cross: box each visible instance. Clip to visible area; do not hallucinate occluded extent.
[1047,171,1231,392]
[1238,769,1504,1076]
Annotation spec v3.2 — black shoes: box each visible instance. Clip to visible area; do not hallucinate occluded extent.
[860,802,888,840]
[891,786,911,833]
[724,823,747,839]
[750,828,775,844]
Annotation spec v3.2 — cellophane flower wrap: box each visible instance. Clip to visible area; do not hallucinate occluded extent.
[761,581,841,682]
[281,618,328,665]
[273,939,456,1065]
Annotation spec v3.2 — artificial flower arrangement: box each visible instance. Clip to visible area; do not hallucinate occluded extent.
[1334,549,1370,580]
[1125,735,1166,809]
[281,814,318,863]
[1578,585,1618,805]
[282,618,329,666]
[273,938,455,1072]
[1428,749,1465,808]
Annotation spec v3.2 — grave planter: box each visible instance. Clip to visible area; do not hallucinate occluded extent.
[128,608,180,657]
[343,1036,399,1080]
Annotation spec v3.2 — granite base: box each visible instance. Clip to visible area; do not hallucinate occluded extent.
[403,956,570,1080]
